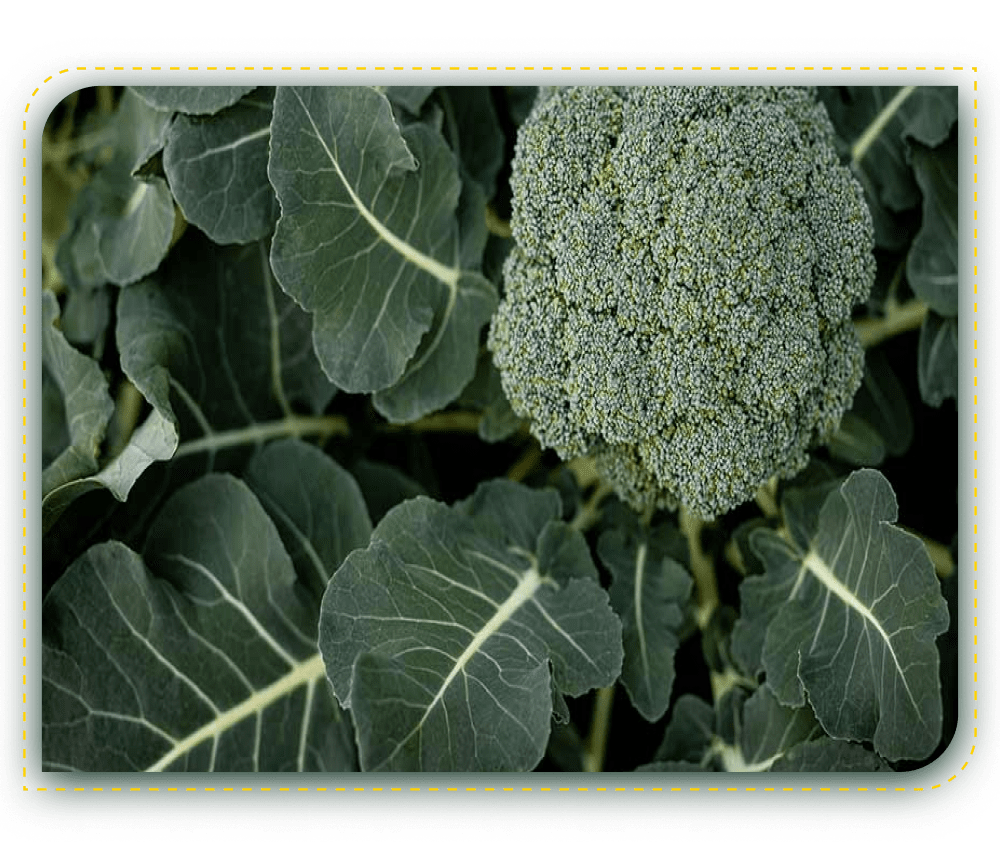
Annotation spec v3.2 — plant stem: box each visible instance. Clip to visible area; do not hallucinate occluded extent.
[485,205,512,238]
[173,415,349,459]
[723,535,746,575]
[570,480,615,533]
[680,506,718,629]
[105,381,144,460]
[855,297,929,349]
[383,410,483,433]
[754,476,779,518]
[506,440,542,482]
[851,86,917,166]
[581,685,615,773]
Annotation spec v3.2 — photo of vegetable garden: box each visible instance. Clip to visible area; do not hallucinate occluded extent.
[40,84,959,773]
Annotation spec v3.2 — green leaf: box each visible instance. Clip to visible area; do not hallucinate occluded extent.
[504,87,540,127]
[780,471,844,553]
[60,285,111,347]
[819,86,957,251]
[653,693,715,765]
[458,348,523,442]
[130,86,256,116]
[769,737,892,772]
[245,440,372,606]
[650,685,886,773]
[598,517,691,722]
[437,87,506,201]
[268,86,497,420]
[900,88,960,147]
[827,412,886,467]
[917,311,959,407]
[42,291,177,533]
[41,367,70,467]
[42,475,356,771]
[56,90,175,288]
[733,686,823,771]
[730,528,802,680]
[41,291,115,504]
[907,131,959,316]
[163,88,279,245]
[319,479,623,771]
[117,231,338,476]
[849,350,914,457]
[821,87,957,206]
[742,469,949,761]
[383,86,436,114]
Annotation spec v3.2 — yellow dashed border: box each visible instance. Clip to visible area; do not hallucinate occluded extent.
[21,64,978,795]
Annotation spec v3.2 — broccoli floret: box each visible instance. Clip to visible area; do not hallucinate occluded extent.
[488,86,876,519]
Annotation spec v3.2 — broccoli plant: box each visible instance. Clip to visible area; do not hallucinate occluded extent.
[39,84,959,775]
[490,86,877,519]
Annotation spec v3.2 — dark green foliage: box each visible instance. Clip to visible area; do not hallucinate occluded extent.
[40,85,958,775]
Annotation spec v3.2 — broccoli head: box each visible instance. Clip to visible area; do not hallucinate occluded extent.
[488,86,876,519]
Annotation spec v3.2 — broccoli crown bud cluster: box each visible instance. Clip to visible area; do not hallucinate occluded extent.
[488,86,876,519]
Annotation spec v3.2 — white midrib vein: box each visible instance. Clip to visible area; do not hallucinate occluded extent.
[181,127,271,166]
[377,567,543,766]
[633,542,651,691]
[289,89,461,292]
[146,653,325,772]
[712,737,783,773]
[800,549,921,714]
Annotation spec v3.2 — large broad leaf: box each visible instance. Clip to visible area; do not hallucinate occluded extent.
[89,231,340,551]
[598,516,691,722]
[268,86,497,421]
[117,230,337,478]
[917,311,959,407]
[163,88,278,245]
[319,479,623,771]
[907,131,959,317]
[42,474,357,771]
[131,86,256,116]
[56,89,175,288]
[739,469,949,761]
